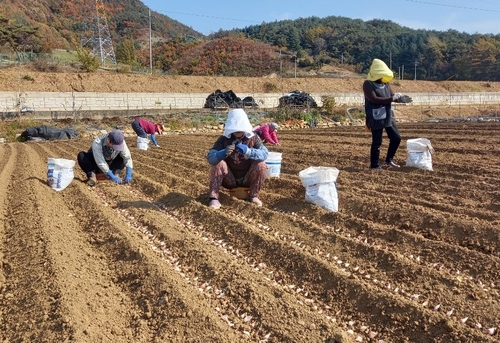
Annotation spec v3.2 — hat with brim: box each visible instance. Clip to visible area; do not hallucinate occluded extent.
[108,130,125,151]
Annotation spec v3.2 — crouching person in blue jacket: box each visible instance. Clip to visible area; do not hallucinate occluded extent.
[206,108,268,209]
[77,129,133,186]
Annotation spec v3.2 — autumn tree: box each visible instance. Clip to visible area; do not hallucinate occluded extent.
[0,12,39,58]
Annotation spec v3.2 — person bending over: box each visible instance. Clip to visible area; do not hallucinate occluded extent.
[253,122,280,145]
[131,117,163,147]
[77,130,133,186]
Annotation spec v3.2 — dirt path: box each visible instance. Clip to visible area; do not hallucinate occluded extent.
[1,122,499,342]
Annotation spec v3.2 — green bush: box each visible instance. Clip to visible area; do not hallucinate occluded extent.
[321,96,336,114]
[76,45,100,72]
[263,82,278,93]
[22,74,34,81]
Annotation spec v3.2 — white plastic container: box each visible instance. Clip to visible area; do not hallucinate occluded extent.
[265,152,282,177]
[137,136,149,150]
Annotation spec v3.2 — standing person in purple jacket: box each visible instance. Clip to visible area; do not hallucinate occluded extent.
[131,117,163,147]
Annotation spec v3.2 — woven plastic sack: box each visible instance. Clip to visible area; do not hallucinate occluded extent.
[47,158,75,191]
[406,138,434,171]
[299,167,339,212]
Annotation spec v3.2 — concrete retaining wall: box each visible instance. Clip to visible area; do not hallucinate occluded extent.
[2,91,500,116]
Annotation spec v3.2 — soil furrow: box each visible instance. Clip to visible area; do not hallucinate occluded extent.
[2,118,499,342]
[0,143,72,342]
[129,171,497,342]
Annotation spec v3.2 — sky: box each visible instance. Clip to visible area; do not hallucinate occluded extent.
[141,0,500,36]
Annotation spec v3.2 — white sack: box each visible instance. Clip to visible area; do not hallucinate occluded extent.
[406,138,434,171]
[137,136,149,150]
[299,166,339,212]
[47,158,75,191]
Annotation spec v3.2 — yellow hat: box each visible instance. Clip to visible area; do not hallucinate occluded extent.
[367,58,393,83]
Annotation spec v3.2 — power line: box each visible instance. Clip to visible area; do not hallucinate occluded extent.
[157,10,260,25]
[403,0,500,13]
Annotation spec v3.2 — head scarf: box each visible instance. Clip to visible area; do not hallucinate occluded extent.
[223,109,254,138]
[367,58,393,83]
[269,122,278,131]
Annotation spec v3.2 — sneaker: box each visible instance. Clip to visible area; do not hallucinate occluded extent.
[370,165,382,170]
[247,196,263,207]
[208,199,221,209]
[384,161,400,168]
[86,172,97,186]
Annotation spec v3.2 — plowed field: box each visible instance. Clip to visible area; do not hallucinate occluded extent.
[1,122,499,343]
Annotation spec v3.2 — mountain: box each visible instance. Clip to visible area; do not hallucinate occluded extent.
[0,0,203,51]
[5,1,500,81]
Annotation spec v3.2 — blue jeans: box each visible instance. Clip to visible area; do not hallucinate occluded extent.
[132,120,147,138]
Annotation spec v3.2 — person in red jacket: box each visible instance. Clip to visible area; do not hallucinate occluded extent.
[253,122,279,145]
[131,117,163,147]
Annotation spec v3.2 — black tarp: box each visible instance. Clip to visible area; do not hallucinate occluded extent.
[21,125,79,141]
[278,90,318,108]
[204,89,258,109]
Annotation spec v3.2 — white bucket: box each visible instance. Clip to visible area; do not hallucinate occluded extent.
[265,152,282,177]
[137,136,149,150]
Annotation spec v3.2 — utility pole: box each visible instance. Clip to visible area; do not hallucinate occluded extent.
[148,8,152,74]
[414,60,418,80]
[389,51,392,69]
[279,49,282,76]
[294,53,297,78]
[402,65,405,80]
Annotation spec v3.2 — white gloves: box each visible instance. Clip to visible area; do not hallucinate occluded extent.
[392,93,402,101]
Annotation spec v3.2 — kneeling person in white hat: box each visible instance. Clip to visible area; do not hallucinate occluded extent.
[206,109,269,209]
[77,129,133,186]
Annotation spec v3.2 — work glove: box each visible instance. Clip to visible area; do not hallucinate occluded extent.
[235,143,248,154]
[215,144,235,160]
[399,95,413,103]
[124,167,133,183]
[106,170,122,184]
[392,93,402,101]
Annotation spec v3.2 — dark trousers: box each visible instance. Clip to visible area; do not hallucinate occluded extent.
[132,120,147,138]
[77,149,125,176]
[370,125,401,168]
